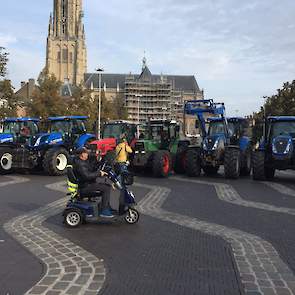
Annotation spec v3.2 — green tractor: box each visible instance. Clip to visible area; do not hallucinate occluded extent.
[132,119,189,177]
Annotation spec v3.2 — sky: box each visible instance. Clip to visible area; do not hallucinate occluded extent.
[0,0,295,116]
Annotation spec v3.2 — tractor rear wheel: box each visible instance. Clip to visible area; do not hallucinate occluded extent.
[224,148,240,179]
[43,148,70,176]
[203,166,219,176]
[0,148,14,174]
[186,149,201,177]
[152,150,172,177]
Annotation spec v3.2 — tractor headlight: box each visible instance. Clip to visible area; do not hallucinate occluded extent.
[284,141,292,154]
[34,137,41,147]
[212,139,220,150]
[203,139,208,150]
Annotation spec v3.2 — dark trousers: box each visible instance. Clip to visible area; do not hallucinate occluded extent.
[80,182,111,211]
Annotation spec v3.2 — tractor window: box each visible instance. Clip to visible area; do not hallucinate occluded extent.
[3,121,38,136]
[50,121,70,134]
[149,125,163,141]
[271,121,295,139]
[208,121,225,136]
[3,122,20,134]
[103,124,123,139]
[71,120,86,134]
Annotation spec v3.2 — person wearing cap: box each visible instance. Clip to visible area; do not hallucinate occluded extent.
[73,147,114,218]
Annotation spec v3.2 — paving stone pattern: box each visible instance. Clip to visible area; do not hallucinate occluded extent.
[173,176,295,216]
[4,181,106,295]
[0,175,29,187]
[135,183,295,295]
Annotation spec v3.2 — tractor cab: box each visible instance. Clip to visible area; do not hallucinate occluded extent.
[102,120,138,145]
[0,117,39,145]
[143,119,180,150]
[40,116,93,149]
[253,116,295,180]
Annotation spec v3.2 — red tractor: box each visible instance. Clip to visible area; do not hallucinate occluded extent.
[90,121,138,162]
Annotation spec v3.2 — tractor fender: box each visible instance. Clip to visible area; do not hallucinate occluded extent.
[225,145,240,150]
[34,132,64,149]
[0,134,13,144]
[75,134,96,148]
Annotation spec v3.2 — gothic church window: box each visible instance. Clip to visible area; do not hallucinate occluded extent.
[57,51,61,63]
[62,49,68,63]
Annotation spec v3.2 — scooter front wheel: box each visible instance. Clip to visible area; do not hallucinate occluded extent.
[64,209,83,228]
[124,208,139,224]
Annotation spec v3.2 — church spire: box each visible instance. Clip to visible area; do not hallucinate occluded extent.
[45,0,87,86]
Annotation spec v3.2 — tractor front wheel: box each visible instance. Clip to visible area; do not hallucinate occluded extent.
[43,148,70,176]
[0,148,14,174]
[224,147,240,179]
[252,151,268,180]
[152,151,172,177]
[186,149,201,177]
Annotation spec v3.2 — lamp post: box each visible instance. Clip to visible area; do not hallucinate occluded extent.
[95,67,104,139]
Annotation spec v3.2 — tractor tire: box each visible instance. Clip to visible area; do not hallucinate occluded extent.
[224,148,240,179]
[174,150,187,174]
[203,166,219,176]
[252,151,266,180]
[240,149,252,176]
[0,148,14,175]
[152,150,172,178]
[186,149,201,177]
[43,148,70,176]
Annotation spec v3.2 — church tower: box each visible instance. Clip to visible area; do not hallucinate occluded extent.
[45,0,87,85]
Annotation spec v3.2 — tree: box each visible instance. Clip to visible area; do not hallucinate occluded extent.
[112,93,128,120]
[28,74,67,118]
[0,47,9,78]
[0,79,18,119]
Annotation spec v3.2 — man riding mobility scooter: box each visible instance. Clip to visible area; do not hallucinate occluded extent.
[63,153,139,227]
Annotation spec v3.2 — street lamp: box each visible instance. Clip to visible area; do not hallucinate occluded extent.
[95,67,104,139]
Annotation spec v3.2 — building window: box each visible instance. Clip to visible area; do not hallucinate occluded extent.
[69,52,73,63]
[62,49,68,63]
[57,51,61,63]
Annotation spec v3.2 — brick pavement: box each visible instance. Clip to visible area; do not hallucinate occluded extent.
[173,176,295,216]
[3,181,106,295]
[136,183,295,295]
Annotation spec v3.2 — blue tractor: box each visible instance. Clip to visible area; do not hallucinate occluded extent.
[0,116,96,175]
[184,100,252,178]
[0,117,40,173]
[252,116,295,180]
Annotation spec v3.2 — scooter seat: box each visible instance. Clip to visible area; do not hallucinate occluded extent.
[79,190,103,198]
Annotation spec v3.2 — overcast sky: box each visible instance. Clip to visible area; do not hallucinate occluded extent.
[0,0,294,116]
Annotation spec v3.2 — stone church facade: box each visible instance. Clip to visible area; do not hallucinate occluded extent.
[45,0,87,85]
